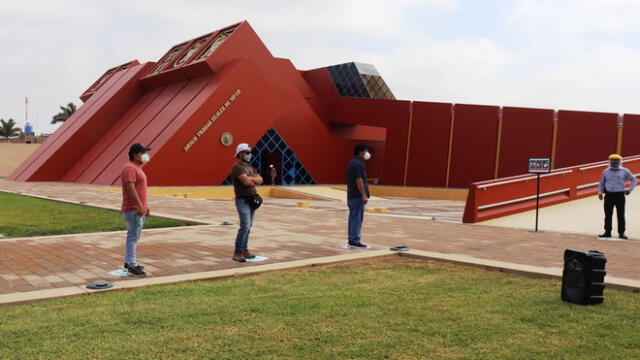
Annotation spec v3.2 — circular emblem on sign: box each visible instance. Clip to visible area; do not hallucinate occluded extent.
[220,132,233,147]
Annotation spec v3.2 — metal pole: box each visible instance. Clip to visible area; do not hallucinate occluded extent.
[535,173,541,232]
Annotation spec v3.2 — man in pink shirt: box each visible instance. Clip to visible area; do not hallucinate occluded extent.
[121,143,151,276]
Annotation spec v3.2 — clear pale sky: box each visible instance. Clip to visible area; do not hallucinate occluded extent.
[2,0,640,134]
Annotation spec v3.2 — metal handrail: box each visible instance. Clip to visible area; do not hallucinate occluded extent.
[478,170,572,189]
[478,188,570,210]
[576,182,599,190]
[579,163,608,171]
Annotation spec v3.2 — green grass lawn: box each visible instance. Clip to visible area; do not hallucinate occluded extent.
[0,260,638,359]
[0,192,186,238]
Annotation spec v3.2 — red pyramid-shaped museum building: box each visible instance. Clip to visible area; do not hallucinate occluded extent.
[10,21,640,188]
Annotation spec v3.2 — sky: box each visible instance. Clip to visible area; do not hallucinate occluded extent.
[2,0,640,134]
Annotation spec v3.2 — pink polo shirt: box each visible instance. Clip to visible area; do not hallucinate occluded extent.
[121,161,148,212]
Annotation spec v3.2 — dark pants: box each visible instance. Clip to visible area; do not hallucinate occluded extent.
[604,192,626,235]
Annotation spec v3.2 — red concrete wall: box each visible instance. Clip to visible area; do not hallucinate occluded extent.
[9,62,153,182]
[141,59,285,186]
[448,104,500,188]
[498,107,554,178]
[264,62,354,184]
[302,67,392,183]
[81,78,207,184]
[555,110,618,168]
[622,114,640,157]
[95,78,210,185]
[329,124,386,142]
[301,68,333,126]
[406,101,452,187]
[61,86,167,183]
[330,98,411,185]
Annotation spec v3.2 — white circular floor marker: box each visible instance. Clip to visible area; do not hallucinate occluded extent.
[341,244,371,250]
[107,269,130,277]
[597,237,627,241]
[245,256,269,262]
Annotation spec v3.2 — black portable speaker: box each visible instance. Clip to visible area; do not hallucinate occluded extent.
[561,249,607,305]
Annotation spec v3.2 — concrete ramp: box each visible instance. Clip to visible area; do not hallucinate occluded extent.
[479,194,640,238]
[280,186,386,201]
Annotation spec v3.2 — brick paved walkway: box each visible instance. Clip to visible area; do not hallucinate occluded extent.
[0,179,638,303]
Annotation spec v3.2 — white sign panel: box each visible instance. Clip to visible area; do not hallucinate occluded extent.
[528,158,551,173]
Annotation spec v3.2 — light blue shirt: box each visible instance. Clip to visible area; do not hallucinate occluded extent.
[598,166,637,194]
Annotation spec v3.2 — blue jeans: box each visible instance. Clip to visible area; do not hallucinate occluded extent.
[235,198,256,253]
[123,210,145,265]
[347,198,365,244]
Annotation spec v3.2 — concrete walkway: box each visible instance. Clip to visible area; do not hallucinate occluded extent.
[0,179,639,305]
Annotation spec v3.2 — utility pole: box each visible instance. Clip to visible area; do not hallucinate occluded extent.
[25,96,29,125]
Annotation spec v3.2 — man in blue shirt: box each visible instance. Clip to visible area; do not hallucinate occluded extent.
[598,154,637,239]
[346,143,371,249]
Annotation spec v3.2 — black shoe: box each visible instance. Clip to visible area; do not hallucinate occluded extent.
[598,233,612,238]
[124,263,145,271]
[619,234,628,239]
[232,253,246,262]
[348,242,368,249]
[127,265,146,276]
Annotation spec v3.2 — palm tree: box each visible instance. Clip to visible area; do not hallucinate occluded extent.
[0,118,22,142]
[51,102,77,124]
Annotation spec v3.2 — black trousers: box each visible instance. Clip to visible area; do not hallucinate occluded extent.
[604,192,626,235]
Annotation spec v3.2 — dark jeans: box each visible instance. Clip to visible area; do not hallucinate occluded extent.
[604,192,625,235]
[347,198,365,244]
[235,198,256,253]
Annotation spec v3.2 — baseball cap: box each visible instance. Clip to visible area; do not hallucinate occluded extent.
[609,154,622,160]
[234,143,251,157]
[129,143,151,156]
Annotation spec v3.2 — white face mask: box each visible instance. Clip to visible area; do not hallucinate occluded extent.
[140,153,150,164]
[242,153,252,162]
[363,151,371,160]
